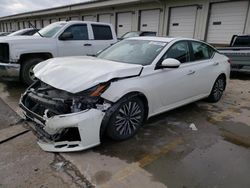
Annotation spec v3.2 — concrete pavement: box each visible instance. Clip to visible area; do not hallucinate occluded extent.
[0,74,250,188]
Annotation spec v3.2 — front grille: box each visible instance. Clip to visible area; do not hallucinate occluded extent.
[0,43,9,63]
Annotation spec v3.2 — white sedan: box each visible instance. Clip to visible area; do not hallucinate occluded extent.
[20,37,230,152]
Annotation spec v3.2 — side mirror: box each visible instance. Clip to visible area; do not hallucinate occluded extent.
[158,58,181,69]
[59,32,73,40]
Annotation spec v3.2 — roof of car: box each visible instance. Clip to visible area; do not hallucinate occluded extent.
[126,36,177,43]
[59,20,113,26]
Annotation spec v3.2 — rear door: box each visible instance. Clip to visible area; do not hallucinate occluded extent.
[188,41,218,95]
[57,24,92,56]
[87,24,116,55]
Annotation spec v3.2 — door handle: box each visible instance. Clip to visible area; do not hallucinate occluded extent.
[187,70,196,75]
[84,43,92,46]
[213,62,219,66]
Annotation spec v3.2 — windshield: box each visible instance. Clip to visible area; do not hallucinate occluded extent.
[121,32,140,39]
[97,39,167,65]
[35,22,66,38]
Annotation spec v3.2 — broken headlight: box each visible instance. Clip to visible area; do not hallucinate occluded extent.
[71,83,110,112]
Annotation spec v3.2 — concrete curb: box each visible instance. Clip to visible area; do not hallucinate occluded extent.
[0,124,29,144]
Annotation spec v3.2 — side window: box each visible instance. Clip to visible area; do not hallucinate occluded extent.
[162,41,190,63]
[63,24,89,40]
[92,24,113,40]
[233,36,250,47]
[191,41,214,61]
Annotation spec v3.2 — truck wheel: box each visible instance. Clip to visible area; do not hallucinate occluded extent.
[21,58,44,85]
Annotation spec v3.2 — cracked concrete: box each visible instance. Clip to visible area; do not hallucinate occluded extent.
[0,73,250,188]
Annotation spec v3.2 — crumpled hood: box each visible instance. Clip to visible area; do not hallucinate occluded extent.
[34,56,143,93]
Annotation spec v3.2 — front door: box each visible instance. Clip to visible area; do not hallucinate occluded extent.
[153,41,199,111]
[57,24,92,56]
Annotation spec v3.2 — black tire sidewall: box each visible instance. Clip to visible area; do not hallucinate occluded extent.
[107,97,145,141]
[208,77,225,103]
[21,58,44,85]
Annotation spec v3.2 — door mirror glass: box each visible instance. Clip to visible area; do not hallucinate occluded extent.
[160,58,181,68]
[59,32,73,40]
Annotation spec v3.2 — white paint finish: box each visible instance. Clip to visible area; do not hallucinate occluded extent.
[140,9,160,33]
[37,109,105,152]
[98,14,112,23]
[0,21,116,64]
[101,38,230,118]
[83,15,96,21]
[34,56,142,93]
[168,6,198,38]
[117,12,133,37]
[21,37,230,152]
[207,1,249,44]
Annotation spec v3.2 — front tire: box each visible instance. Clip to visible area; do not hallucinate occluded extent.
[207,76,226,103]
[21,58,44,85]
[107,97,145,141]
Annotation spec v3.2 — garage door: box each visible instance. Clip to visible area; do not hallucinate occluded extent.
[71,16,80,21]
[140,9,160,33]
[117,12,133,37]
[207,1,249,44]
[98,14,111,23]
[83,16,96,21]
[50,19,58,23]
[168,6,198,38]
[36,20,42,29]
[43,20,50,27]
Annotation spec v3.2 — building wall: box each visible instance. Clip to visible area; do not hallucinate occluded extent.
[0,0,249,45]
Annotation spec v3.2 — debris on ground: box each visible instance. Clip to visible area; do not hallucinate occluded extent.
[189,123,198,131]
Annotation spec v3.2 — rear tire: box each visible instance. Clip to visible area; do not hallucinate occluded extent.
[21,57,44,85]
[207,76,226,103]
[107,97,145,141]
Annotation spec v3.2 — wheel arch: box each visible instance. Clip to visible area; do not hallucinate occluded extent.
[217,73,227,90]
[100,91,149,140]
[19,52,53,65]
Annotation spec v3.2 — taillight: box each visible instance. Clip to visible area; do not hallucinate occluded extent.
[227,59,231,64]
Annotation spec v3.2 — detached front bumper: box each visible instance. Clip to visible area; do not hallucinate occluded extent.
[0,62,20,80]
[20,100,105,152]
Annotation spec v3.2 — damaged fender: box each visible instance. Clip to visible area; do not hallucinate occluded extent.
[38,109,105,152]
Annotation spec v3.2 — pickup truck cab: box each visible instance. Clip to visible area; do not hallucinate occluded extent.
[0,21,117,84]
[218,35,250,73]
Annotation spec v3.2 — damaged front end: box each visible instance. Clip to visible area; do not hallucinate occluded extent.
[20,80,111,152]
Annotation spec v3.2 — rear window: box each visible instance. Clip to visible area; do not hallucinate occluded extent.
[233,36,250,47]
[92,24,113,40]
[191,41,215,61]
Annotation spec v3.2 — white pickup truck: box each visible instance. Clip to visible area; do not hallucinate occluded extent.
[0,21,117,84]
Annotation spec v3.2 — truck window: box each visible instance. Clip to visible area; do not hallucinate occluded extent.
[63,24,89,40]
[91,24,112,40]
[233,36,250,47]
